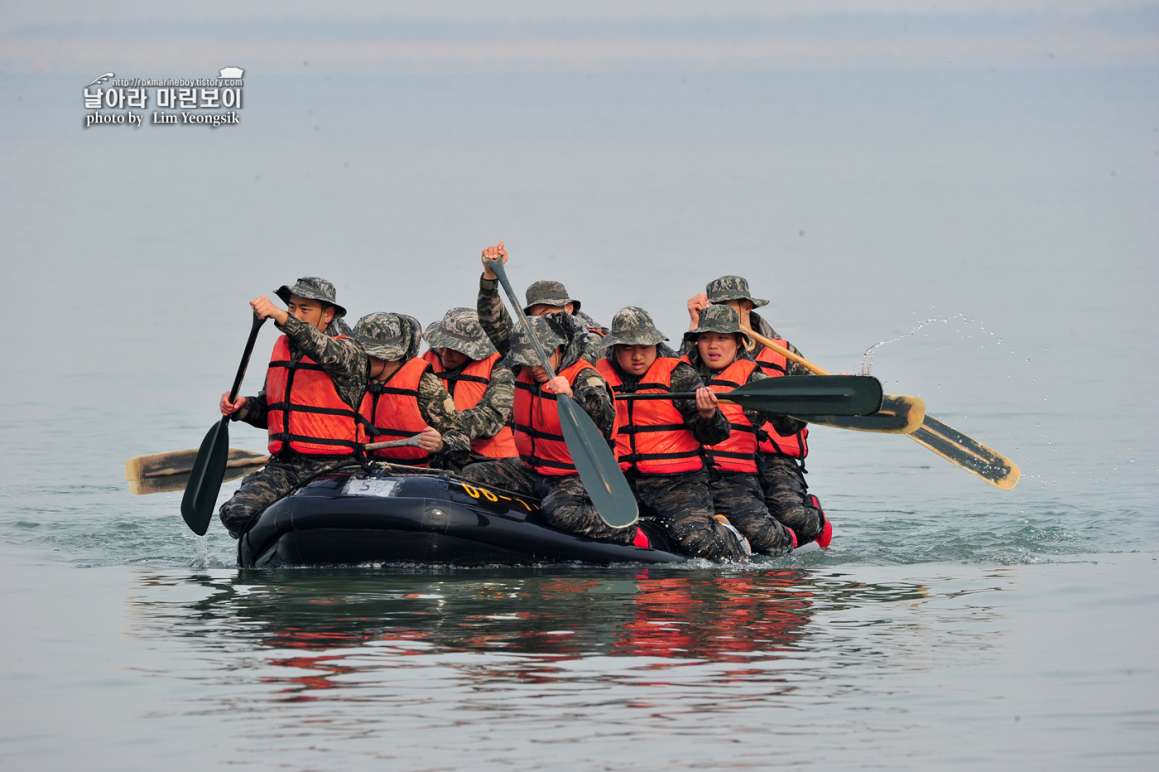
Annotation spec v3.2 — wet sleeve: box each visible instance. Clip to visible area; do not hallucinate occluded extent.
[477,276,514,357]
[417,372,472,455]
[669,362,730,445]
[281,315,369,408]
[572,368,617,439]
[458,364,514,442]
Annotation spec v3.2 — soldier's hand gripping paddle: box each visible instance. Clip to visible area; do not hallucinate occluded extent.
[487,259,639,529]
[616,375,884,417]
[180,313,267,535]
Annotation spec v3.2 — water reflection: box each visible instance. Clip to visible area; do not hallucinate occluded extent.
[130,568,935,697]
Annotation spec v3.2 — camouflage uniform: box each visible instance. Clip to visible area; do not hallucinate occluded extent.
[353,312,472,467]
[704,275,825,544]
[221,277,366,538]
[600,306,747,561]
[468,291,630,545]
[685,305,796,555]
[424,308,516,455]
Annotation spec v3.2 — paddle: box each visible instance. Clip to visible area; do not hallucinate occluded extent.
[126,447,267,495]
[616,374,883,417]
[486,259,639,528]
[740,325,1019,490]
[180,314,267,535]
[128,435,424,496]
[805,394,926,434]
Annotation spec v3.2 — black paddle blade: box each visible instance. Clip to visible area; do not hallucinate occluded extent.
[726,375,883,417]
[180,417,231,535]
[556,396,639,528]
[799,394,925,434]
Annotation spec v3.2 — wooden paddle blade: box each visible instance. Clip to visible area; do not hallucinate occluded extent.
[909,416,1020,490]
[180,418,231,535]
[129,462,256,495]
[125,448,267,482]
[726,375,883,417]
[556,396,639,528]
[799,394,926,434]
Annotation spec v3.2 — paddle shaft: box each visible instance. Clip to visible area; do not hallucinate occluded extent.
[229,314,268,402]
[740,325,830,375]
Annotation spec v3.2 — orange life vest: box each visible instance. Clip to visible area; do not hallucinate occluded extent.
[596,357,703,475]
[265,335,361,457]
[358,357,432,465]
[422,351,518,459]
[512,358,600,477]
[703,358,759,474]
[753,343,809,459]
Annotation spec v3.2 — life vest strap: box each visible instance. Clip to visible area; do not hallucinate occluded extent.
[511,421,565,442]
[618,422,687,434]
[267,401,359,419]
[269,360,327,372]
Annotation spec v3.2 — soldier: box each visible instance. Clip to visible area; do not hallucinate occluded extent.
[465,242,639,546]
[422,308,518,461]
[688,275,830,547]
[218,277,366,538]
[684,305,798,555]
[596,306,749,561]
[352,312,471,469]
[519,273,607,359]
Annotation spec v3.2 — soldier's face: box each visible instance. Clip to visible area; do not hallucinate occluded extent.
[287,295,336,331]
[436,348,470,370]
[698,333,739,371]
[615,344,658,376]
[527,303,573,317]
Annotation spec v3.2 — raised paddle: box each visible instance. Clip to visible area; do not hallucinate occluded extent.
[740,324,1020,490]
[180,313,267,534]
[486,259,639,529]
[616,374,883,417]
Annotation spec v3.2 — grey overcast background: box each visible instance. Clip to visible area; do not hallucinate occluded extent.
[0,1,1156,496]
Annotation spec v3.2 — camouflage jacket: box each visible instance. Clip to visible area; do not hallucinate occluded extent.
[601,355,730,445]
[478,276,616,438]
[438,359,515,443]
[234,315,368,428]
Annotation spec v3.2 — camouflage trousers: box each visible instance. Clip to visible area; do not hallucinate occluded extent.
[630,471,748,562]
[460,459,634,545]
[759,455,824,544]
[708,470,795,555]
[219,456,353,538]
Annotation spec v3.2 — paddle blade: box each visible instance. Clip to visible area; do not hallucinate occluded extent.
[910,415,1020,490]
[556,396,639,528]
[180,418,231,535]
[126,448,267,495]
[725,375,883,417]
[799,394,926,434]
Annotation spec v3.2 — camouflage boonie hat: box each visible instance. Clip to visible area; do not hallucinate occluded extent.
[352,312,422,361]
[507,316,568,368]
[684,304,752,342]
[523,280,582,314]
[275,276,348,318]
[706,275,769,309]
[599,306,668,350]
[425,307,496,360]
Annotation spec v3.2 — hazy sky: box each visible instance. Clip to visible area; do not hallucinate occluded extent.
[1,1,1156,456]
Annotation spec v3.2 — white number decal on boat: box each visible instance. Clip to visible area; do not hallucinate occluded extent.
[341,478,400,498]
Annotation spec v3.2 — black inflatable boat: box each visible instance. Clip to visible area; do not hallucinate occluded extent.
[238,469,687,567]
